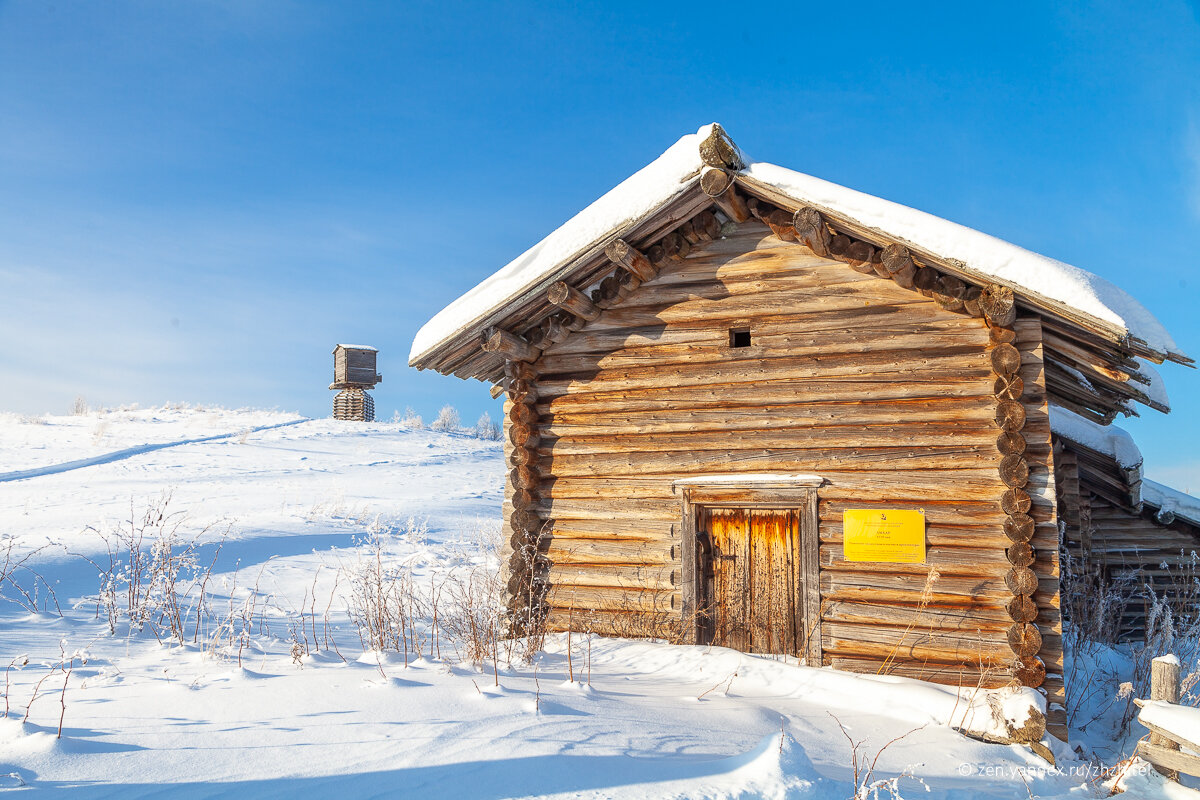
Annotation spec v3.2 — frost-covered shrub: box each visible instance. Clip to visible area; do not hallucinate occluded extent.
[473,411,501,440]
[395,407,424,429]
[431,405,460,432]
[83,493,226,643]
[71,396,88,416]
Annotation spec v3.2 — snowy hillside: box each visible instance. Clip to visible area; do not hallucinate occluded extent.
[0,407,1189,798]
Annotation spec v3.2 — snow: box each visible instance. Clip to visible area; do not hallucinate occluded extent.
[1140,699,1200,748]
[744,161,1182,357]
[335,343,377,351]
[1132,358,1172,411]
[1048,405,1144,470]
[410,123,1184,371]
[1143,480,1200,527]
[0,406,1184,798]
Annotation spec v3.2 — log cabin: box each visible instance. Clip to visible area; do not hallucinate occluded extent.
[408,124,1194,740]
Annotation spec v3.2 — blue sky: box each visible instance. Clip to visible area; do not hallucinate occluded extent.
[1,0,1198,488]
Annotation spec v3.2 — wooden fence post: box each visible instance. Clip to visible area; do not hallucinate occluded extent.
[1151,654,1182,779]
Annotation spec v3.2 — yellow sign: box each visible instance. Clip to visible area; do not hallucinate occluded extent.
[843,509,926,563]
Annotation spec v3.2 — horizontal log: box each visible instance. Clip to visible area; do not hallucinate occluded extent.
[821,544,1011,576]
[996,431,1027,457]
[505,361,537,381]
[994,401,1026,431]
[821,583,1011,611]
[1014,656,1046,688]
[962,286,983,317]
[508,402,537,425]
[1003,513,1036,542]
[829,657,1012,688]
[913,267,939,297]
[980,285,1016,328]
[508,422,540,448]
[1006,595,1038,623]
[822,622,1013,665]
[1005,567,1039,595]
[482,328,540,362]
[1006,542,1035,567]
[824,598,1019,628]
[546,583,678,613]
[541,447,1001,478]
[994,374,1024,401]
[540,534,672,566]
[1007,623,1042,658]
[660,232,690,261]
[793,207,831,258]
[548,281,601,321]
[1135,741,1200,780]
[544,608,686,640]
[990,343,1022,377]
[999,455,1030,488]
[695,210,721,241]
[540,424,1002,456]
[605,239,657,282]
[934,274,967,312]
[543,564,676,592]
[542,401,998,437]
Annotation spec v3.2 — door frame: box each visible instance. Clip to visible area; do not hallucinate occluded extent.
[673,476,823,664]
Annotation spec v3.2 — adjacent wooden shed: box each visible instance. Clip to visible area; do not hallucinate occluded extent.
[1052,408,1200,639]
[409,124,1193,740]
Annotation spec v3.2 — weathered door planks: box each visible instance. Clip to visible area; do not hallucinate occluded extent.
[704,506,806,655]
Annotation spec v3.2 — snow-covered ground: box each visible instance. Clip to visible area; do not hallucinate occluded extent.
[0,407,1191,798]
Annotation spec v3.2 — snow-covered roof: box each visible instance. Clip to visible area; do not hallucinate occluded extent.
[335,344,377,352]
[409,129,707,365]
[410,123,1185,366]
[1143,480,1200,527]
[1049,406,1144,471]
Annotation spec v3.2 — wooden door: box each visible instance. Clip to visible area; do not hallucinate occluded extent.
[701,507,804,655]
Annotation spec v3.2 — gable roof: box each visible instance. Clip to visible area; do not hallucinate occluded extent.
[409,123,1190,415]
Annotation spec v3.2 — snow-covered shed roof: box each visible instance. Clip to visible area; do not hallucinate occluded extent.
[1050,405,1200,527]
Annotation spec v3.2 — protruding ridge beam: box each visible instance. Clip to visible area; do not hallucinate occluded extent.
[482,327,540,362]
[698,123,746,170]
[700,168,751,223]
[547,281,600,321]
[605,239,658,281]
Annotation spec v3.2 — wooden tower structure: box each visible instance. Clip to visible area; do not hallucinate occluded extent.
[331,344,381,421]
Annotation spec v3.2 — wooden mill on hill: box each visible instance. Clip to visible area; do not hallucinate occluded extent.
[331,344,381,421]
[408,123,1194,741]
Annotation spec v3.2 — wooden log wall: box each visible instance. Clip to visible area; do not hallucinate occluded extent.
[1060,460,1200,642]
[499,360,549,633]
[526,220,1053,693]
[332,387,375,422]
[1009,317,1066,739]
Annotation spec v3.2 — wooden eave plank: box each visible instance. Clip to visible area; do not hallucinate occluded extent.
[734,174,1184,366]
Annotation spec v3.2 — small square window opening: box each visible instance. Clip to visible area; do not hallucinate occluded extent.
[730,328,752,348]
